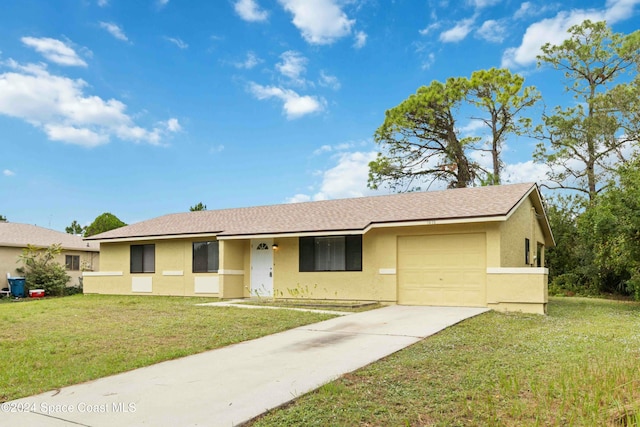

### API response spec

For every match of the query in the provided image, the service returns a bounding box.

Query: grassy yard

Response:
[0,294,335,402]
[251,298,640,427]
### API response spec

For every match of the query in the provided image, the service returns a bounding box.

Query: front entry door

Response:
[251,239,273,297]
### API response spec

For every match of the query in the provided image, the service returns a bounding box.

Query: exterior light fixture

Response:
[272,244,279,250]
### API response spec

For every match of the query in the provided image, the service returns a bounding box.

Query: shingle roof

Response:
[87,183,541,241]
[0,222,99,251]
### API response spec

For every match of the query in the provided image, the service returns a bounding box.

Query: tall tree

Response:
[368,79,477,191]
[84,213,127,237]
[465,68,540,185]
[190,202,207,211]
[580,158,640,298]
[65,220,86,236]
[534,20,640,201]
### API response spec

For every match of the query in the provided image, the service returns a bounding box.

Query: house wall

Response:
[500,196,547,267]
[83,238,229,297]
[1,246,98,288]
[84,193,550,314]
[270,222,502,303]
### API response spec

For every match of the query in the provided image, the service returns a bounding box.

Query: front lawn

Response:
[251,298,640,426]
[0,294,335,402]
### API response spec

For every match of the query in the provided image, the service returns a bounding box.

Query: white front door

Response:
[251,239,273,297]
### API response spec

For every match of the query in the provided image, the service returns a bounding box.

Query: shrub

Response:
[17,244,70,296]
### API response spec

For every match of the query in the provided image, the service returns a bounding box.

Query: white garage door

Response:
[397,233,486,306]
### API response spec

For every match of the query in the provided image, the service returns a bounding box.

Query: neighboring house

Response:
[83,183,554,314]
[0,222,100,287]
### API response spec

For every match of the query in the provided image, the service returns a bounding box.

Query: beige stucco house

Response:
[83,183,553,314]
[0,222,100,288]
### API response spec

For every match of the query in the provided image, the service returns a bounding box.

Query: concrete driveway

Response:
[2,305,487,427]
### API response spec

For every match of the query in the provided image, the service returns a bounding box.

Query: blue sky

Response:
[1,0,638,231]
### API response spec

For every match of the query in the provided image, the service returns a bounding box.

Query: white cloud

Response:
[439,18,475,43]
[419,22,440,36]
[278,0,355,45]
[234,0,269,22]
[287,193,311,203]
[318,70,340,90]
[234,51,261,69]
[459,119,486,135]
[99,22,129,42]
[209,144,225,154]
[248,82,325,119]
[3,169,15,177]
[421,52,436,70]
[468,0,501,8]
[0,60,179,147]
[21,37,87,67]
[476,19,506,43]
[288,150,379,202]
[312,144,333,155]
[97,0,109,6]
[501,0,640,68]
[157,0,169,8]
[503,160,550,185]
[514,1,532,19]
[276,51,307,83]
[353,31,367,48]
[165,37,188,49]
[165,118,182,132]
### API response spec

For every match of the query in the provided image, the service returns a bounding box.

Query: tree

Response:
[369,69,538,191]
[65,220,86,236]
[0,214,6,221]
[17,244,70,296]
[534,20,640,201]
[368,79,477,191]
[190,202,207,211]
[465,68,540,185]
[84,213,127,237]
[580,158,640,298]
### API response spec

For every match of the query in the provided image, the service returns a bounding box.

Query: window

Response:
[193,241,219,273]
[65,255,80,271]
[299,235,362,272]
[536,243,544,268]
[131,244,155,273]
[525,238,530,265]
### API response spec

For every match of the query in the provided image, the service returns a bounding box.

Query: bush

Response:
[17,244,70,296]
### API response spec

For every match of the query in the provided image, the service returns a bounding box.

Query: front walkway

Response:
[4,305,487,427]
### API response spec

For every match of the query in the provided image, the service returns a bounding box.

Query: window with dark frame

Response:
[193,241,219,273]
[65,255,80,271]
[299,235,362,272]
[525,238,530,265]
[130,244,155,273]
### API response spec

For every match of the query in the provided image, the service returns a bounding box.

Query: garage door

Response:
[397,233,486,306]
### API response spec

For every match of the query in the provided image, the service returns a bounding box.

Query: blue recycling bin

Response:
[8,277,26,298]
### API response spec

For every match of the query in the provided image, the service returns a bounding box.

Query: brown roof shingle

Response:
[0,222,99,251]
[87,183,538,241]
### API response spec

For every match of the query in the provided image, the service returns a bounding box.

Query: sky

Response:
[0,0,639,232]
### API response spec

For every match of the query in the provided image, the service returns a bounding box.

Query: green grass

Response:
[250,298,640,427]
[0,294,335,402]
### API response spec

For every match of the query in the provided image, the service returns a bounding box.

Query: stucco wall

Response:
[1,246,98,288]
[83,197,549,314]
[269,222,501,302]
[500,196,547,268]
[84,238,224,297]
